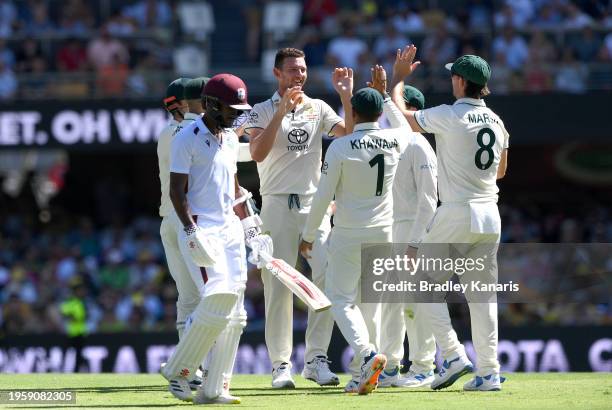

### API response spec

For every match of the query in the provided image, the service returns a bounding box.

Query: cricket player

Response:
[158,77,196,342]
[161,73,273,404]
[300,87,411,395]
[366,67,438,388]
[391,46,509,391]
[244,47,354,388]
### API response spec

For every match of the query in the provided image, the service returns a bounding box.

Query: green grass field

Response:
[0,373,610,409]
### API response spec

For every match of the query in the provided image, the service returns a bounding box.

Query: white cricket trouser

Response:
[260,194,334,368]
[418,203,500,376]
[178,214,247,298]
[327,225,389,379]
[160,212,201,336]
[379,219,436,373]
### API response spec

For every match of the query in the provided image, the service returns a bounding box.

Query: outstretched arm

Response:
[390,45,425,133]
[329,67,354,136]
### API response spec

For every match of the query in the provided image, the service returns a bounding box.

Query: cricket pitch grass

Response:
[0,373,610,409]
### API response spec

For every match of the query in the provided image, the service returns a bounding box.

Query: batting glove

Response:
[184,224,222,267]
[247,234,273,269]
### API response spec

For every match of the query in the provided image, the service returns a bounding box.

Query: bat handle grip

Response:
[258,250,274,264]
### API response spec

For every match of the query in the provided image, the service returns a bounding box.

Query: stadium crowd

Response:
[1,200,610,336]
[0,0,611,98]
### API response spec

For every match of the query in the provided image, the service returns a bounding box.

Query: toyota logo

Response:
[287,128,309,144]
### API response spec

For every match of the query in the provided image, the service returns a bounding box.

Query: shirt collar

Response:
[454,97,486,107]
[353,122,381,132]
[271,91,281,105]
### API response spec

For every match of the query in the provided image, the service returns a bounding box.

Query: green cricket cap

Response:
[165,77,191,100]
[184,76,210,99]
[403,85,425,110]
[351,88,384,117]
[445,55,491,86]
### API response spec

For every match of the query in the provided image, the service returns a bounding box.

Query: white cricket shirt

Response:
[415,98,510,204]
[245,92,343,196]
[157,119,179,217]
[302,122,409,242]
[157,113,201,217]
[382,100,438,243]
[170,116,240,226]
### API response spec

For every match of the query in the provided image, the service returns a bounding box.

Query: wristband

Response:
[184,224,197,235]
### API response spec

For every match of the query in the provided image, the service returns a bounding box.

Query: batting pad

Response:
[201,291,246,398]
[162,293,238,380]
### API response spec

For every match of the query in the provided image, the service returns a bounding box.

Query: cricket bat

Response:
[259,250,332,312]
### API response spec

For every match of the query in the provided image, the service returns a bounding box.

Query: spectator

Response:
[528,30,557,63]
[373,24,408,60]
[22,0,56,36]
[391,4,425,33]
[56,38,88,72]
[555,49,588,93]
[303,0,338,28]
[87,26,129,70]
[106,9,137,37]
[0,38,15,68]
[563,3,594,30]
[524,60,553,93]
[504,0,534,25]
[533,2,564,29]
[494,4,527,29]
[326,22,367,68]
[0,60,16,99]
[0,0,18,37]
[122,0,172,29]
[489,53,511,95]
[58,0,95,36]
[571,25,602,62]
[95,52,129,97]
[467,0,492,30]
[493,25,529,70]
[15,39,46,73]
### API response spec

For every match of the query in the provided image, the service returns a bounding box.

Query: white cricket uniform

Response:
[378,101,439,373]
[170,116,247,298]
[302,122,409,379]
[158,117,200,335]
[414,97,510,376]
[245,92,342,367]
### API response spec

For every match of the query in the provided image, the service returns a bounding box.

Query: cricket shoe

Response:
[272,362,296,389]
[358,352,387,395]
[431,355,474,390]
[463,373,505,391]
[395,370,435,388]
[344,379,359,393]
[302,355,340,386]
[377,366,401,388]
[194,391,241,405]
[167,377,193,402]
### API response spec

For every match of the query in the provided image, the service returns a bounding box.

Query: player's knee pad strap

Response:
[228,314,247,330]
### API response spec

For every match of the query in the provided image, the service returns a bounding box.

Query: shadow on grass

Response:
[0,385,166,394]
[8,406,185,409]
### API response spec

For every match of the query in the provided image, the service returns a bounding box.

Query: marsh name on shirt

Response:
[350,138,399,150]
[467,112,501,126]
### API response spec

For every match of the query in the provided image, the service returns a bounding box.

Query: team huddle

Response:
[156,44,509,403]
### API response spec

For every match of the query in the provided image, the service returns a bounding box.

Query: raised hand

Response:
[332,67,354,99]
[279,86,304,116]
[367,64,387,95]
[393,45,421,79]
